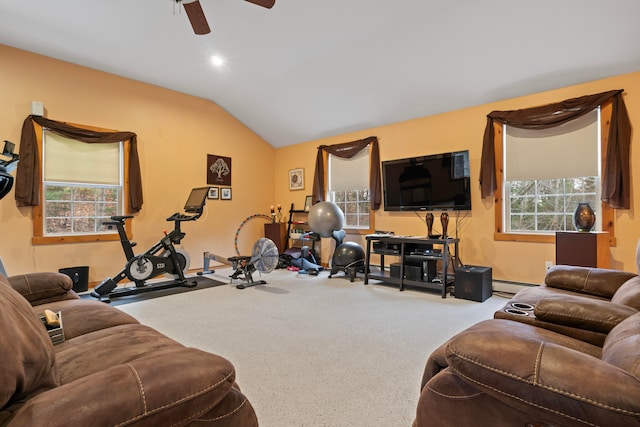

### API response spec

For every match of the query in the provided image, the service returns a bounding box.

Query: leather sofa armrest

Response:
[7,272,78,305]
[9,348,255,427]
[534,294,637,334]
[545,265,636,299]
[420,340,450,390]
[445,319,640,425]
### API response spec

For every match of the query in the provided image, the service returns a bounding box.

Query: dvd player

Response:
[372,241,400,255]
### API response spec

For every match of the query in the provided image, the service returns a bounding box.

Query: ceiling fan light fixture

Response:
[210,55,224,67]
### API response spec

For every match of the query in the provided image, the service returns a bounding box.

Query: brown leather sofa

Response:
[0,272,258,426]
[494,265,640,346]
[413,312,640,426]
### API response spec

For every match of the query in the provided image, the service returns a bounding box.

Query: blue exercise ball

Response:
[308,201,345,238]
[333,242,365,267]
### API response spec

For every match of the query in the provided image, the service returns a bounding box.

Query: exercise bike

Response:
[91,187,210,302]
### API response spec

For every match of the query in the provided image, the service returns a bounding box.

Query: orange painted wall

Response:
[2,43,638,285]
[0,44,276,280]
[276,72,640,284]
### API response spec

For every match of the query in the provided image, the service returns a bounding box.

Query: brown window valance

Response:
[479,89,631,209]
[311,136,382,210]
[15,115,143,213]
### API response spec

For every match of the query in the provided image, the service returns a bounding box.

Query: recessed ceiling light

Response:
[210,55,224,67]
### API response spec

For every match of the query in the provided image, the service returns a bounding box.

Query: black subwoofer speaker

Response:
[404,265,422,281]
[454,265,492,302]
[59,266,89,293]
[390,263,402,278]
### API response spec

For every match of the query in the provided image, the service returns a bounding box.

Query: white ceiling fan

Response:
[176,0,275,35]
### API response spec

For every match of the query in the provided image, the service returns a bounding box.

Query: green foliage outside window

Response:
[331,189,370,229]
[44,185,121,235]
[507,177,597,232]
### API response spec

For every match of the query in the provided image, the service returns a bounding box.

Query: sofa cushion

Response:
[602,312,640,378]
[0,275,59,408]
[34,299,139,340]
[8,272,75,304]
[545,265,636,298]
[533,294,637,334]
[54,323,186,384]
[610,276,640,309]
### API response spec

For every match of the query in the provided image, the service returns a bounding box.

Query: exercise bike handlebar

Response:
[105,210,201,226]
[166,210,202,222]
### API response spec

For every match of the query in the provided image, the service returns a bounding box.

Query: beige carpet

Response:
[117,267,516,427]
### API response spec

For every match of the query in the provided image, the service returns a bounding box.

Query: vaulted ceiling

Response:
[1,0,639,147]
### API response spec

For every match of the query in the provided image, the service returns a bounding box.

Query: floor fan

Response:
[229,238,280,289]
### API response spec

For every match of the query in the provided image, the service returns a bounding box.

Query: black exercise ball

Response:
[333,242,365,267]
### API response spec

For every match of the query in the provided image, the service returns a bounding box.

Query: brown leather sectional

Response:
[413,264,640,426]
[0,272,258,426]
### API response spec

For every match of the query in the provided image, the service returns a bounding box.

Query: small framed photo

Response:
[289,168,304,191]
[304,195,313,212]
[208,187,219,199]
[221,187,232,200]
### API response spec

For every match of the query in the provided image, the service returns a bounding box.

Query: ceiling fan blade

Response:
[245,0,275,9]
[182,0,211,35]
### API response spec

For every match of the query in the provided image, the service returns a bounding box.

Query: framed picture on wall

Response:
[289,168,304,191]
[208,187,219,199]
[221,187,232,200]
[304,195,313,212]
[207,154,232,186]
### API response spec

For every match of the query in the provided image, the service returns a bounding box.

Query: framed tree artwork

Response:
[207,154,231,186]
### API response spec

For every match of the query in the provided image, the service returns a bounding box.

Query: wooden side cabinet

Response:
[555,231,610,269]
[264,222,287,254]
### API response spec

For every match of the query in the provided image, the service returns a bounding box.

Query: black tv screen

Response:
[183,187,209,213]
[382,150,471,211]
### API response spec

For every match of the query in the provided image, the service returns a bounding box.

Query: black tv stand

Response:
[364,235,460,298]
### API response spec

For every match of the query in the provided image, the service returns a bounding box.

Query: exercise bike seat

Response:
[109,215,133,222]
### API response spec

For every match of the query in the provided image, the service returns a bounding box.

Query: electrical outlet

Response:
[545,261,553,271]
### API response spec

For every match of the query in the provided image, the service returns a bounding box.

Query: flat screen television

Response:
[382,150,472,211]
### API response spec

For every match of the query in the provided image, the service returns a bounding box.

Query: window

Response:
[327,149,371,230]
[481,90,628,245]
[503,109,601,234]
[42,131,123,236]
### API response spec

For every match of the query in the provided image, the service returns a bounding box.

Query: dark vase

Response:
[440,212,449,238]
[426,213,434,237]
[573,202,595,232]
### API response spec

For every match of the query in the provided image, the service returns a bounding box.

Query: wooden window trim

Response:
[494,102,616,246]
[31,122,132,245]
